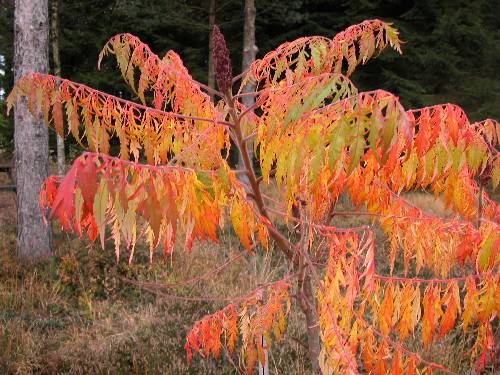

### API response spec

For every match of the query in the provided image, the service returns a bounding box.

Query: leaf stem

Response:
[193,79,224,99]
[232,68,250,84]
[32,73,235,128]
[477,183,484,229]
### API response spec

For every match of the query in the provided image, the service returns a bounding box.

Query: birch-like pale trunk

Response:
[14,0,51,258]
[50,0,65,175]
[238,0,256,186]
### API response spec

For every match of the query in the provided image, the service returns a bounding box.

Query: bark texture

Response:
[50,0,65,175]
[14,0,51,258]
[241,0,256,102]
[238,0,257,184]
[297,202,321,373]
[300,275,321,374]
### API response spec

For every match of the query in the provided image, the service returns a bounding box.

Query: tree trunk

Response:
[50,0,65,175]
[238,0,257,185]
[299,274,321,374]
[297,201,321,373]
[241,0,256,102]
[14,0,51,259]
[207,0,216,100]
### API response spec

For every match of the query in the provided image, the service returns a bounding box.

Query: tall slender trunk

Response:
[297,202,321,373]
[207,0,216,100]
[238,0,257,185]
[299,275,321,374]
[241,0,256,100]
[14,0,51,258]
[50,0,65,175]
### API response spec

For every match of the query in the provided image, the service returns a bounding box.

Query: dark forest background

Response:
[1,0,499,154]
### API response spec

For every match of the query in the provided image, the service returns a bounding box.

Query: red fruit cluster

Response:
[212,25,233,93]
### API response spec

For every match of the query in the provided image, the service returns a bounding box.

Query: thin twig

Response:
[119,252,245,290]
[232,68,250,84]
[374,273,499,284]
[122,273,299,304]
[477,183,484,229]
[81,151,217,174]
[267,206,370,234]
[369,326,458,374]
[193,79,224,99]
[238,100,264,120]
[233,90,262,99]
[34,73,235,128]
[242,132,256,144]
[225,91,296,261]
[222,346,245,375]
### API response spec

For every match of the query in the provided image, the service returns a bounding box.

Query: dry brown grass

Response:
[0,177,496,373]
[0,188,311,373]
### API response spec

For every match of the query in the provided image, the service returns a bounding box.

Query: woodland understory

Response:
[3,15,499,375]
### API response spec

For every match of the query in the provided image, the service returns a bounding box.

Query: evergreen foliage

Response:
[1,0,499,152]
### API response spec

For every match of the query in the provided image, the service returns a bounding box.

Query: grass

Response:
[0,169,496,373]
[0,175,311,373]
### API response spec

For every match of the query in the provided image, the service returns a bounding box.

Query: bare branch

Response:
[225,91,295,261]
[194,79,225,99]
[232,68,250,84]
[242,132,256,145]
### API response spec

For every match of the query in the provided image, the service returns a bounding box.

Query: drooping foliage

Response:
[39,152,265,261]
[185,280,290,371]
[2,0,500,152]
[247,19,401,89]
[8,19,499,374]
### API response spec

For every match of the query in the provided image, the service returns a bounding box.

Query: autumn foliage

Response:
[8,19,499,373]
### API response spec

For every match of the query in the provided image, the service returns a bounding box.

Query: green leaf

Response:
[311,43,321,71]
[217,166,230,190]
[284,77,341,126]
[368,108,382,163]
[402,151,418,188]
[309,147,324,182]
[465,145,483,174]
[451,144,465,172]
[477,233,494,272]
[196,170,215,199]
[347,128,365,175]
[328,125,346,169]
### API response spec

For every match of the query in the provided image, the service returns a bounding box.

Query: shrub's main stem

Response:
[226,90,321,372]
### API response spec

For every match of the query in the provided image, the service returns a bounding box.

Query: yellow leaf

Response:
[93,178,108,248]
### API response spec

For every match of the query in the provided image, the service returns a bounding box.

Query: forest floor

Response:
[0,165,496,374]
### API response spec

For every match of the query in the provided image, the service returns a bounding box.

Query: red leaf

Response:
[50,164,78,231]
[76,156,98,212]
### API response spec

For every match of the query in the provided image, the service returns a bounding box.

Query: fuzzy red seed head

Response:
[212,25,233,93]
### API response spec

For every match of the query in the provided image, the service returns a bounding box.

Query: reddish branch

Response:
[24,73,235,128]
[121,273,298,304]
[225,91,295,261]
[80,151,216,174]
[120,252,245,290]
[374,273,499,284]
[368,325,458,374]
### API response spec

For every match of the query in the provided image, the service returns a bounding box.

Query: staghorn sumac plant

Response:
[8,20,499,374]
